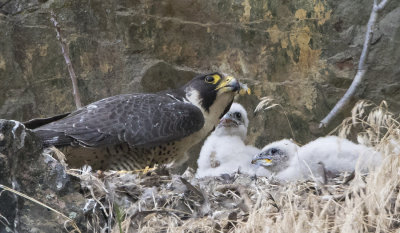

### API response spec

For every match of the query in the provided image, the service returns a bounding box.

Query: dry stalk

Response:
[50,11,82,109]
[255,96,296,141]
[0,184,81,233]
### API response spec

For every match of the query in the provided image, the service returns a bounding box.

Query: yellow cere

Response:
[215,75,232,90]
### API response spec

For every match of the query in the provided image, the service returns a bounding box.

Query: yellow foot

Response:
[136,165,158,174]
[116,165,158,175]
[115,170,133,174]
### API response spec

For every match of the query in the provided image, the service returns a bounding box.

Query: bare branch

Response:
[50,11,82,109]
[319,0,390,128]
[377,0,390,10]
[0,0,12,9]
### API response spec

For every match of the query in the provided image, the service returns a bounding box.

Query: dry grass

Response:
[234,100,400,233]
[39,100,400,233]
[254,96,296,141]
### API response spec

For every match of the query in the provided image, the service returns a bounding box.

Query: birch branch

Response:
[319,0,390,128]
[50,11,82,109]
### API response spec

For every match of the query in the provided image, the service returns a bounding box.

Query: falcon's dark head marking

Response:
[252,139,299,172]
[181,72,240,112]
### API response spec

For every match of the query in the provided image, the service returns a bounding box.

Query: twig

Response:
[179,177,205,202]
[317,161,328,185]
[0,0,12,9]
[343,171,356,185]
[223,212,237,232]
[0,213,11,231]
[215,184,252,212]
[107,199,112,233]
[319,0,390,128]
[131,208,191,220]
[0,184,81,233]
[50,11,82,109]
[254,96,296,140]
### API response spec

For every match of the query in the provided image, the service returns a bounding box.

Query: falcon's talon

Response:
[116,170,132,175]
[113,165,159,175]
[136,165,158,174]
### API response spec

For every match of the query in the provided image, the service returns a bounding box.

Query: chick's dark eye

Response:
[205,76,214,83]
[235,112,242,119]
[271,148,278,154]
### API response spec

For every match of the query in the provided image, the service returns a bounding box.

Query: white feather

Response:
[10,120,26,149]
[259,136,382,181]
[196,103,269,178]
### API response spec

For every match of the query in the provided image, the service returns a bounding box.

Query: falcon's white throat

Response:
[184,88,235,143]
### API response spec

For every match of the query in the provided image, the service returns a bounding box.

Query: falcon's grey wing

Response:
[34,93,204,148]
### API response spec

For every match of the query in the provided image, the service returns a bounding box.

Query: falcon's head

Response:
[214,103,249,140]
[181,72,240,113]
[252,139,299,173]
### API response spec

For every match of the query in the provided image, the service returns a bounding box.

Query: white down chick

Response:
[196,103,268,178]
[252,136,381,181]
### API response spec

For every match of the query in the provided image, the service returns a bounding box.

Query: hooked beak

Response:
[251,153,273,167]
[215,76,240,93]
[218,116,240,128]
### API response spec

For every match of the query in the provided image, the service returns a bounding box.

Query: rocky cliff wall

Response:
[0,0,399,153]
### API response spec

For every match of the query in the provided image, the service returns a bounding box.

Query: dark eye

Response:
[205,76,214,83]
[235,112,242,120]
[271,148,278,154]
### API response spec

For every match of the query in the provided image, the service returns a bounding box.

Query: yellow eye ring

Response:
[204,74,221,84]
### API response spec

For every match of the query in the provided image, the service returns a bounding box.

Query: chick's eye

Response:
[235,112,242,119]
[271,148,278,154]
[204,76,215,83]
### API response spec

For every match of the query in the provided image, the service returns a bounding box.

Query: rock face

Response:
[0,120,87,232]
[0,0,399,168]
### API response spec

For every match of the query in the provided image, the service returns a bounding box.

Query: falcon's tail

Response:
[23,113,70,129]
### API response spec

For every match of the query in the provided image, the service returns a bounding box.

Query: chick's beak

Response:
[218,115,240,128]
[252,153,273,166]
[251,158,273,165]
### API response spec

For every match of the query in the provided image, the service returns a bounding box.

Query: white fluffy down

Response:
[212,103,249,141]
[196,134,266,177]
[196,103,268,178]
[266,136,382,181]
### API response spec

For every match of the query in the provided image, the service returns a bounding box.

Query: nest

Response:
[56,100,400,233]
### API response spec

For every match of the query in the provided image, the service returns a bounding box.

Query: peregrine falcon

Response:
[252,136,381,181]
[196,103,267,178]
[30,72,242,171]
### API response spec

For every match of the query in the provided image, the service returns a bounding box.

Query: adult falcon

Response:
[28,72,243,171]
